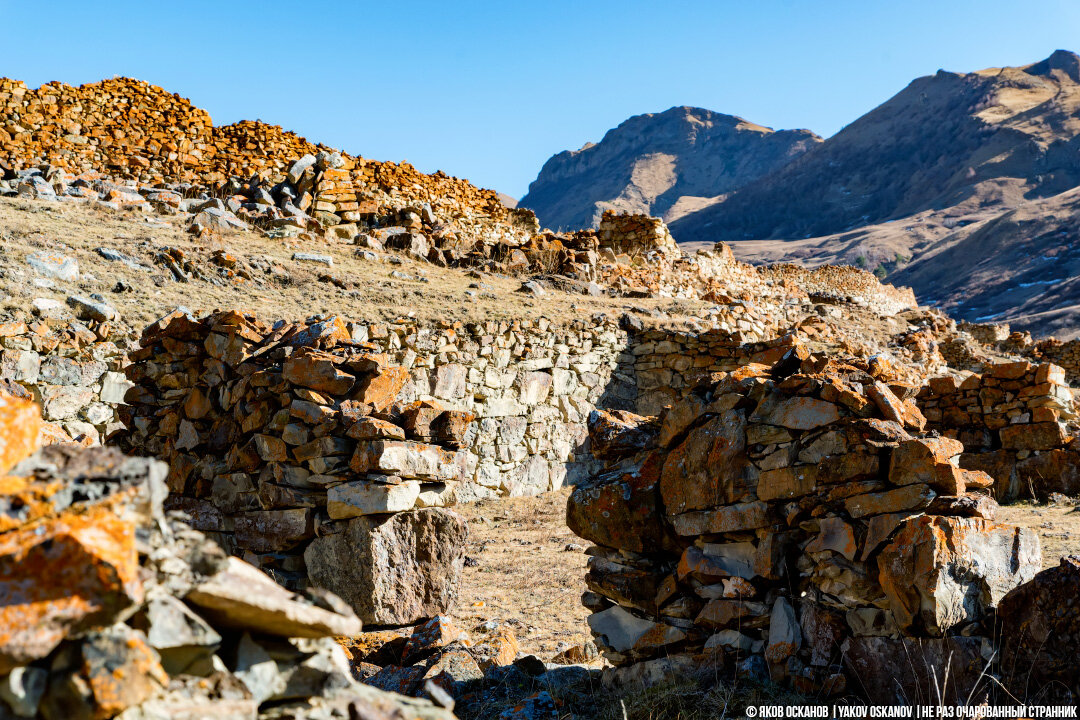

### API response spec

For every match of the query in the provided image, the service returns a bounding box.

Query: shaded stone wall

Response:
[917,360,1080,499]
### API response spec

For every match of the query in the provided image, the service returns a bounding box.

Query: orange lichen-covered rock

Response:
[354,366,410,413]
[0,492,143,673]
[876,515,1040,635]
[567,450,668,553]
[0,389,42,475]
[283,348,357,395]
[80,624,168,717]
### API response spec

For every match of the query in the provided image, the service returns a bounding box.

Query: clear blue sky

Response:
[2,1,1079,198]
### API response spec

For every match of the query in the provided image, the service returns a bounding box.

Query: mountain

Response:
[670,50,1080,244]
[518,106,820,231]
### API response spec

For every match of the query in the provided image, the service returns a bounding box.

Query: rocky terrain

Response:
[0,72,1079,718]
[519,107,820,231]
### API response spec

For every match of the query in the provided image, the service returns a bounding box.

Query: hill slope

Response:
[670,50,1080,244]
[519,106,820,231]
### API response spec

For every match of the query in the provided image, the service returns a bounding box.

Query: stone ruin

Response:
[918,360,1080,499]
[567,348,1077,702]
[0,318,133,445]
[116,309,473,627]
[0,384,459,719]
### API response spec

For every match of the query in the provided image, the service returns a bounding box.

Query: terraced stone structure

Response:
[568,350,1043,702]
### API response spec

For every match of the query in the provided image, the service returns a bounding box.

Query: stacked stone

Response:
[117,309,470,626]
[758,262,917,316]
[918,360,1080,499]
[0,386,459,719]
[0,318,132,444]
[1030,336,1080,385]
[567,351,1041,701]
[632,332,806,415]
[597,211,680,261]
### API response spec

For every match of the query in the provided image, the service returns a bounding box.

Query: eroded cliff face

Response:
[519,106,820,231]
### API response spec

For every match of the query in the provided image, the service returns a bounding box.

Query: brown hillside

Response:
[519,106,820,231]
[670,49,1080,243]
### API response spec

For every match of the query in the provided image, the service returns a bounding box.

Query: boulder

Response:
[997,555,1080,700]
[304,508,467,625]
[877,515,1041,635]
[566,451,668,553]
[185,557,362,638]
[0,497,143,673]
[660,410,749,515]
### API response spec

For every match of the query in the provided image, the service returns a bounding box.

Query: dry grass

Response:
[0,196,716,331]
[997,498,1080,568]
[449,487,593,660]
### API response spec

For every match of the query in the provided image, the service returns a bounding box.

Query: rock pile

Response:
[917,361,1080,499]
[0,386,458,719]
[117,309,469,626]
[568,350,1042,701]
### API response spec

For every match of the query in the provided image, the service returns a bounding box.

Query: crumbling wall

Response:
[117,310,473,625]
[568,351,1041,701]
[917,361,1080,499]
[0,384,458,719]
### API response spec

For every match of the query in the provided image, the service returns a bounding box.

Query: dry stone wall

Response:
[0,318,133,444]
[116,310,476,626]
[567,351,1042,701]
[917,360,1080,499]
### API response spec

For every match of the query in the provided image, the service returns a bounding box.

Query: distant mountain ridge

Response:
[518,106,820,231]
[521,50,1080,338]
[670,49,1080,244]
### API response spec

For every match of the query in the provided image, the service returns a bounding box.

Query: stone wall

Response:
[567,351,1042,702]
[0,318,133,444]
[117,310,475,626]
[917,360,1080,499]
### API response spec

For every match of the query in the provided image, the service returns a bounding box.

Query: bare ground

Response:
[997,498,1080,568]
[0,196,716,331]
[449,487,594,661]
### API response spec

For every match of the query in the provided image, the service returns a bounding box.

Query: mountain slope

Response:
[670,49,1080,244]
[889,186,1080,338]
[519,106,820,231]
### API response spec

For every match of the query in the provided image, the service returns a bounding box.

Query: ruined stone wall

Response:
[117,310,474,626]
[567,353,1042,701]
[0,318,133,444]
[917,361,1080,499]
[631,331,809,415]
[1030,337,1080,385]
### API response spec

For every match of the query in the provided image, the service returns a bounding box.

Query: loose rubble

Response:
[0,385,458,719]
